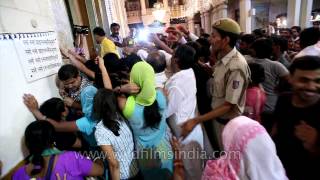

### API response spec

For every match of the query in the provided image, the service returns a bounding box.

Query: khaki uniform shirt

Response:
[210,48,251,119]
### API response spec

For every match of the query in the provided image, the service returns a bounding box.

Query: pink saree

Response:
[202,116,287,180]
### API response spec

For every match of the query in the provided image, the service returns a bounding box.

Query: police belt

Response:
[216,117,230,125]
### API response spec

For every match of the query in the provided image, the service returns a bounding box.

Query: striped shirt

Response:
[95,118,139,179]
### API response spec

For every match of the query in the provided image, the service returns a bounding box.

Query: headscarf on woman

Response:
[76,85,98,148]
[202,116,287,180]
[123,61,156,118]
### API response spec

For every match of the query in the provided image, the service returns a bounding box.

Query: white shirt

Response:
[158,50,173,77]
[188,32,199,42]
[165,68,204,148]
[179,36,188,44]
[295,41,320,59]
[155,71,168,88]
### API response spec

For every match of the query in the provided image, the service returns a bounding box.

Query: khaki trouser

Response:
[212,120,225,151]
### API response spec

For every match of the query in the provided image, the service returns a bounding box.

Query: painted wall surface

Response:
[267,0,287,22]
[0,0,72,176]
[227,0,287,30]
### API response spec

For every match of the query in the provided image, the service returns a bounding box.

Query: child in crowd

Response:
[244,63,266,122]
[39,98,83,150]
[23,85,99,150]
[94,89,140,180]
[13,121,104,179]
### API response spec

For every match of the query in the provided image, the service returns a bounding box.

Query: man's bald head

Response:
[146,51,166,73]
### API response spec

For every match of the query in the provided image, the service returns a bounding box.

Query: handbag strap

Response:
[44,155,55,180]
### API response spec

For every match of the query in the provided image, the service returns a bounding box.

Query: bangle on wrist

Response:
[42,115,47,121]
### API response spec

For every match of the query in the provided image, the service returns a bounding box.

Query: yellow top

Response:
[100,37,119,58]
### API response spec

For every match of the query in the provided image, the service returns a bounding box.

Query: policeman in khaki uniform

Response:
[181,18,251,150]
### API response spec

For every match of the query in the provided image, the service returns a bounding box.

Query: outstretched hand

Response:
[59,47,69,58]
[23,94,39,112]
[180,118,198,139]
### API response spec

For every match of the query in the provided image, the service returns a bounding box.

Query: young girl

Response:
[93,89,140,179]
[13,121,103,179]
[39,98,82,150]
[244,63,266,122]
[96,56,173,179]
[23,85,99,150]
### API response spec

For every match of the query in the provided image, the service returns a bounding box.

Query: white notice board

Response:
[0,31,63,82]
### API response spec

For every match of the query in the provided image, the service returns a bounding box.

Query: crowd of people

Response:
[10,19,320,180]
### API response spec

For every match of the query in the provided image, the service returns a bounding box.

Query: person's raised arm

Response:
[149,33,174,55]
[60,48,95,79]
[176,25,199,42]
[96,56,112,89]
[69,55,95,79]
[68,48,87,63]
[68,49,87,63]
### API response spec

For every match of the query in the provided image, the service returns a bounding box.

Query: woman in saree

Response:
[202,116,287,180]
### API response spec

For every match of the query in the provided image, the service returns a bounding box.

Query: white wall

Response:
[268,0,287,22]
[227,0,287,30]
[0,0,72,176]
